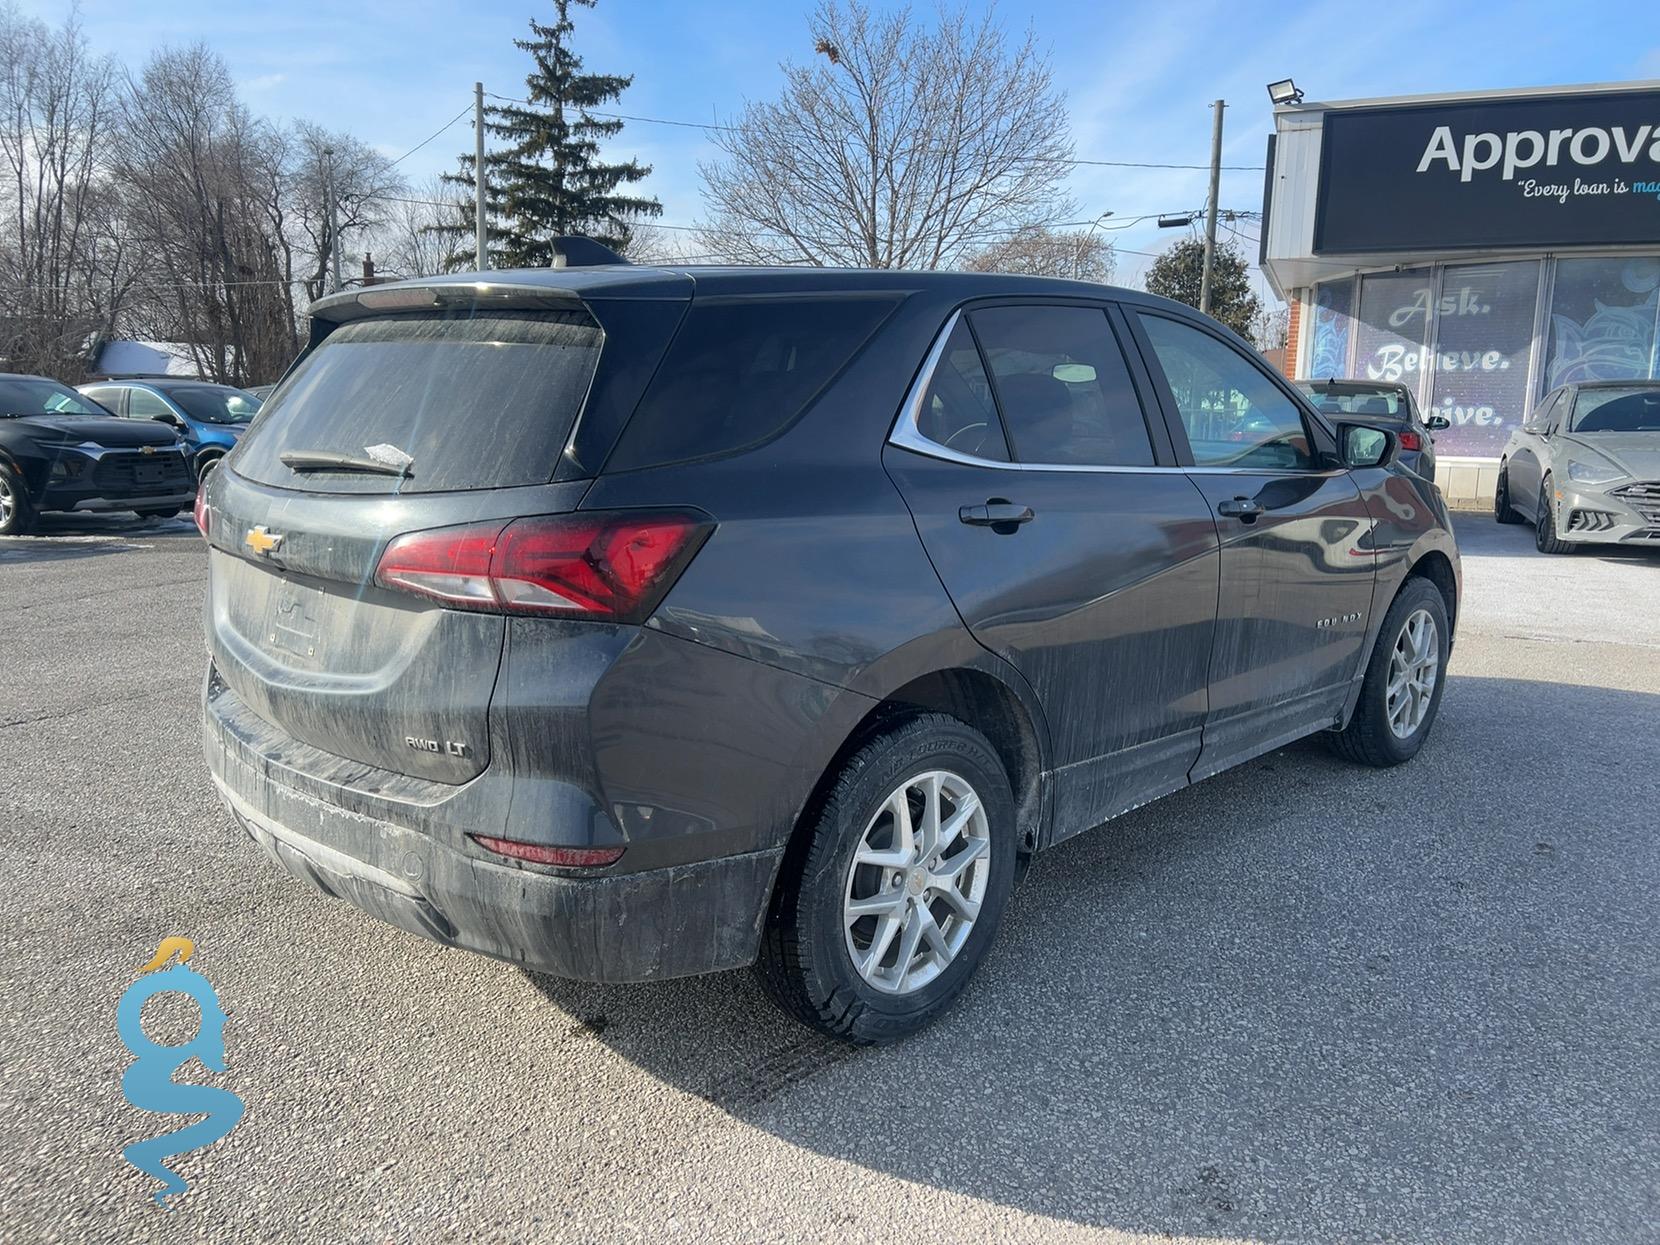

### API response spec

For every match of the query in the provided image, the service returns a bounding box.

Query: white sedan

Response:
[1494,381,1660,553]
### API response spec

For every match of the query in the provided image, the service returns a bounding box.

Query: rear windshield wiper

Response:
[279,449,412,477]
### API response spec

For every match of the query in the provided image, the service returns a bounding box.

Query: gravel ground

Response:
[1,511,1656,1244]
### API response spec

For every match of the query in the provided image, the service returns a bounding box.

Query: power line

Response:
[387,103,474,169]
[479,91,1263,171]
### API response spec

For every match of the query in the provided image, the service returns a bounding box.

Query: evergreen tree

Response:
[1143,237,1263,343]
[444,0,660,267]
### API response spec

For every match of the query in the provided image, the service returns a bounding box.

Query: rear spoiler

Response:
[307,281,583,334]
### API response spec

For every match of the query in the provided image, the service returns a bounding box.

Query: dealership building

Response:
[1261,80,1660,505]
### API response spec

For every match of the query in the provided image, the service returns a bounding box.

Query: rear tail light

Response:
[1397,431,1423,452]
[193,479,210,537]
[470,834,624,868]
[374,510,712,623]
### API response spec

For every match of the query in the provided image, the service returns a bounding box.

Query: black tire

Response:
[756,713,1018,1045]
[1327,577,1450,768]
[195,453,222,482]
[0,463,36,536]
[134,508,180,519]
[1534,476,1574,554]
[1493,461,1522,524]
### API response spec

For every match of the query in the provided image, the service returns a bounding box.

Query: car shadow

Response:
[1452,512,1660,566]
[524,673,1660,1241]
[0,513,198,562]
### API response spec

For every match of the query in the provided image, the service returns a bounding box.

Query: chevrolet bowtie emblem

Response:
[140,445,156,455]
[244,526,284,557]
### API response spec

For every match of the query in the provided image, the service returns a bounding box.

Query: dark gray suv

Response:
[199,257,1461,1043]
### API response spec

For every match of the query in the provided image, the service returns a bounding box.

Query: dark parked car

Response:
[79,379,262,481]
[0,374,195,535]
[199,256,1461,1043]
[1295,378,1448,480]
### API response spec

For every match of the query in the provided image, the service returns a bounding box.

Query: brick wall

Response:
[1281,294,1302,378]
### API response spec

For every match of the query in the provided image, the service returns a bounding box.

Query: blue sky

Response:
[20,0,1660,291]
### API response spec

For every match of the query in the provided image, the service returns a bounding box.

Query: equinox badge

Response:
[244,526,284,557]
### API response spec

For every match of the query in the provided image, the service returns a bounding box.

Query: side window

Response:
[80,386,122,415]
[1545,392,1569,436]
[1137,313,1316,470]
[913,318,1009,462]
[607,295,899,471]
[127,388,175,421]
[968,305,1154,467]
[1524,391,1557,433]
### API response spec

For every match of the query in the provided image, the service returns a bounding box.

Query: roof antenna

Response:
[548,236,630,268]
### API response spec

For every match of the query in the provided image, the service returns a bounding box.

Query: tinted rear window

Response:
[1298,385,1408,422]
[233,311,601,493]
[605,295,898,471]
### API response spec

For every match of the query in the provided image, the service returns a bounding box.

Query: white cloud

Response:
[242,72,286,92]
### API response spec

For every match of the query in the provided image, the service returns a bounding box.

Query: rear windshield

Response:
[168,385,262,425]
[233,311,602,493]
[1297,384,1408,421]
[604,295,898,471]
[1571,386,1660,433]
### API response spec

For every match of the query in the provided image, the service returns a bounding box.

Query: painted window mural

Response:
[1543,258,1660,389]
[1306,256,1660,458]
[1309,278,1354,379]
[1427,261,1541,459]
[1353,269,1435,396]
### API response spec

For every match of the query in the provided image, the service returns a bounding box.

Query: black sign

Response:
[1314,89,1660,253]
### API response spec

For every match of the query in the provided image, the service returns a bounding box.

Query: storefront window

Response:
[1308,279,1355,378]
[1353,270,1435,402]
[1542,257,1660,389]
[1427,261,1541,458]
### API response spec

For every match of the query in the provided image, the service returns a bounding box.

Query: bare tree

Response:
[287,122,404,303]
[617,219,706,264]
[0,8,128,378]
[964,225,1115,283]
[698,0,1074,269]
[1251,304,1289,352]
[115,44,303,384]
[379,176,468,279]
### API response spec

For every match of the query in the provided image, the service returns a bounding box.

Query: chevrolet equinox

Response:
[199,251,1460,1044]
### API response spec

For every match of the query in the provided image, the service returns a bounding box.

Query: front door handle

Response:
[1216,496,1264,522]
[959,501,1035,528]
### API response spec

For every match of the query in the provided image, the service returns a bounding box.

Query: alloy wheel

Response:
[1386,608,1439,739]
[842,769,991,996]
[0,474,12,527]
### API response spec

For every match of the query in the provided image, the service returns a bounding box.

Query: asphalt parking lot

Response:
[1,511,1657,1244]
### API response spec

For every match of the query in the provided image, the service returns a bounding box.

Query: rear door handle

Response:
[959,501,1035,527]
[1216,497,1264,522]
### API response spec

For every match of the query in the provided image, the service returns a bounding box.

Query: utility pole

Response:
[474,81,488,271]
[1198,99,1225,317]
[323,147,343,293]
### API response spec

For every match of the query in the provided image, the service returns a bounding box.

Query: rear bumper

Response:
[211,769,781,981]
[200,616,873,981]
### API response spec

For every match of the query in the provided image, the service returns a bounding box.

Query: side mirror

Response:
[152,412,184,427]
[1423,414,1451,431]
[1341,424,1393,468]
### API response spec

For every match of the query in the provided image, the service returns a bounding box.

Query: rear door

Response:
[205,301,640,784]
[884,301,1220,841]
[80,385,127,416]
[1129,309,1377,778]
